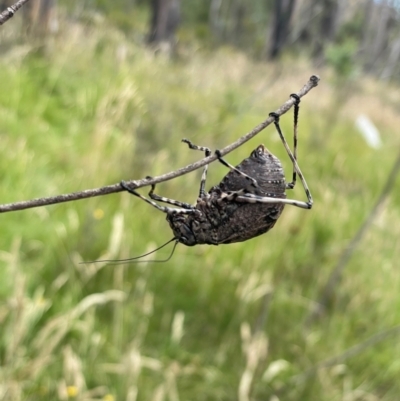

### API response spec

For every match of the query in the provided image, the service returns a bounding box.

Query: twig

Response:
[0,0,30,25]
[0,75,320,214]
[304,147,400,326]
[274,324,400,397]
[289,324,400,385]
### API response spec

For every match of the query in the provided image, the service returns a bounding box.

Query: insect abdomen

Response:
[198,145,287,244]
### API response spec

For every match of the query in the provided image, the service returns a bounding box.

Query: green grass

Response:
[1,16,400,401]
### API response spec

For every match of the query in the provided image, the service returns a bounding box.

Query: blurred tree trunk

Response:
[360,0,374,53]
[380,35,400,80]
[268,0,295,59]
[363,0,391,73]
[232,0,246,45]
[290,0,314,45]
[291,0,339,62]
[40,0,57,33]
[209,0,223,41]
[148,0,180,49]
[312,0,338,61]
[22,0,58,36]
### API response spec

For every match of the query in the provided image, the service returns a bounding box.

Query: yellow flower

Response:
[66,386,78,398]
[93,208,104,220]
[103,394,115,401]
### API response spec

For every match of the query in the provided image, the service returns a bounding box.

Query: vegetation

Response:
[1,9,400,401]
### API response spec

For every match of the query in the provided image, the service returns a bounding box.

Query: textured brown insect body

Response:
[167,145,286,245]
[121,94,313,249]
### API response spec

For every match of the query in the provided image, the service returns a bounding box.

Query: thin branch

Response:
[289,324,400,385]
[304,147,400,326]
[0,75,320,214]
[0,0,30,25]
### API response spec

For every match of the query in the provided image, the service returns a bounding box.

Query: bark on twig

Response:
[0,75,320,214]
[0,0,30,25]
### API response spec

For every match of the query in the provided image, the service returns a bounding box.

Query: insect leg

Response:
[236,193,312,210]
[145,176,193,209]
[286,93,299,189]
[182,138,211,198]
[216,187,311,209]
[216,189,296,205]
[269,104,313,208]
[120,181,198,215]
[216,188,247,203]
[215,150,259,188]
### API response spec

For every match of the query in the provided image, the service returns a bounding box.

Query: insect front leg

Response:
[120,181,198,215]
[182,138,211,199]
[145,176,193,209]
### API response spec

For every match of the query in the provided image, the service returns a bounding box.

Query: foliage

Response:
[75,0,400,81]
[1,15,400,401]
[325,39,358,79]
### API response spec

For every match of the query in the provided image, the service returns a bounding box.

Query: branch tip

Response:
[310,75,320,86]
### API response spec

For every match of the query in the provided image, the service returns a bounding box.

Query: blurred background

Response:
[0,1,400,400]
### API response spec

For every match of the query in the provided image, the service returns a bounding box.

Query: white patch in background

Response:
[262,359,290,382]
[171,311,185,344]
[355,114,382,149]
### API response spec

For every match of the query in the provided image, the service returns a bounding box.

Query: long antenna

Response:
[80,238,178,265]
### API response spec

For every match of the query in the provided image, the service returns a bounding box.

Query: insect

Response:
[120,94,312,249]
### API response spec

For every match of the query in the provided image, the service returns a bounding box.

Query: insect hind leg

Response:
[269,96,313,208]
[182,138,211,198]
[236,193,312,210]
[215,188,311,209]
[288,93,299,189]
[270,94,299,190]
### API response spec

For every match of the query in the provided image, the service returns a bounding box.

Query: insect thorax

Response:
[167,145,287,246]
